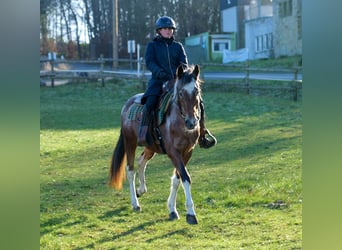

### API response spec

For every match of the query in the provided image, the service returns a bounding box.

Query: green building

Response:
[184,32,236,64]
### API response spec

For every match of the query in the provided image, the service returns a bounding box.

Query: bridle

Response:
[172,74,201,125]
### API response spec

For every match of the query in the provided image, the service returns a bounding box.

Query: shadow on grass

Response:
[98,206,129,220]
[40,214,88,237]
[145,228,189,243]
[97,218,167,244]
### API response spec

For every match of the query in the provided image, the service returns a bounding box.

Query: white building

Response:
[221,0,302,60]
[272,0,302,57]
[244,0,273,59]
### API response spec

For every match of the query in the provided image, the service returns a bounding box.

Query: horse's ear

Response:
[176,65,184,79]
[193,64,200,79]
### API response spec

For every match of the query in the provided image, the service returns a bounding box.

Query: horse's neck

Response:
[162,79,176,93]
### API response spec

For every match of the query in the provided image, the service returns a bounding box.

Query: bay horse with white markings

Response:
[109,64,203,224]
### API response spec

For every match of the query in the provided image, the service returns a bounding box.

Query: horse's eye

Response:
[179,91,183,98]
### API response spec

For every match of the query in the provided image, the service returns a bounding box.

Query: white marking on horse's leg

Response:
[126,166,140,210]
[136,153,147,196]
[182,180,196,216]
[167,174,180,215]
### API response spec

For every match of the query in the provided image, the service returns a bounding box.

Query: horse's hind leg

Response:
[125,142,141,211]
[136,148,155,197]
[167,170,180,220]
[126,167,141,211]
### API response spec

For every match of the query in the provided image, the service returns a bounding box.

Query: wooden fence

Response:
[40,58,302,101]
[40,56,146,87]
[200,62,302,101]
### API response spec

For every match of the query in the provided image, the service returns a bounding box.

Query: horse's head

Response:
[173,64,202,130]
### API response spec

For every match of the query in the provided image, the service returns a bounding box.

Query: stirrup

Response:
[199,130,217,149]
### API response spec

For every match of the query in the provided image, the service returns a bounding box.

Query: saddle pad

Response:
[128,103,144,121]
[127,91,173,125]
[157,91,173,126]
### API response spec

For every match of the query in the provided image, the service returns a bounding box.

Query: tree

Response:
[40,0,221,59]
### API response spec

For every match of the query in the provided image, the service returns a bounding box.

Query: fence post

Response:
[292,68,299,101]
[50,59,55,87]
[137,44,141,77]
[245,61,250,95]
[100,54,105,87]
[140,59,147,90]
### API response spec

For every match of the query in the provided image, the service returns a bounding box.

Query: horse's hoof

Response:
[136,190,146,198]
[186,214,198,225]
[133,206,141,212]
[169,212,180,221]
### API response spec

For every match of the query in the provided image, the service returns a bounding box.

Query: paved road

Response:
[103,70,302,82]
[41,62,302,82]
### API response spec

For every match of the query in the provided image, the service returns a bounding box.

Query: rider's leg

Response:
[137,95,158,146]
[198,100,217,149]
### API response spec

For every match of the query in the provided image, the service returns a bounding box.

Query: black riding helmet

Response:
[155,16,176,31]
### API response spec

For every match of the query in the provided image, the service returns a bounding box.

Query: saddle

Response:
[128,80,175,148]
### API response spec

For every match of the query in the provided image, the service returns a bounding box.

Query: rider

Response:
[138,16,217,149]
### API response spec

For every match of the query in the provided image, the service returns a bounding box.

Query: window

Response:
[297,15,302,39]
[212,40,230,52]
[255,36,261,52]
[297,0,302,39]
[267,33,273,49]
[279,0,292,17]
[255,33,273,52]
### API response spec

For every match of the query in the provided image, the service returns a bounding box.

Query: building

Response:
[221,0,302,61]
[220,0,251,49]
[244,0,273,60]
[184,32,236,64]
[272,0,302,57]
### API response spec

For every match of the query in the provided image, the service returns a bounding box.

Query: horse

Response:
[109,64,203,224]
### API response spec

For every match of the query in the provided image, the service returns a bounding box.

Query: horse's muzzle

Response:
[185,118,198,130]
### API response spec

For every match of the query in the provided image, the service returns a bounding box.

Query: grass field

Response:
[40,80,302,249]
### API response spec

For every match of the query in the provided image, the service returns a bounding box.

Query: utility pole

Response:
[112,0,118,69]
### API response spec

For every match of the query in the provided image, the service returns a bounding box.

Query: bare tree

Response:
[40,0,221,59]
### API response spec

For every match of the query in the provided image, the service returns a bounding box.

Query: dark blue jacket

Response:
[142,35,188,104]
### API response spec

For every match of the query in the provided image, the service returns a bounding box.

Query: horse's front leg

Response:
[167,170,180,220]
[181,176,198,224]
[170,155,198,224]
[126,166,140,211]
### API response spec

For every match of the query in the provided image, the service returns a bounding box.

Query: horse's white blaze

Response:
[183,79,196,95]
[126,167,140,209]
[167,174,180,214]
[182,180,196,216]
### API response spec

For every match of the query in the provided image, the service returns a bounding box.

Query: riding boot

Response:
[137,107,149,146]
[198,101,217,149]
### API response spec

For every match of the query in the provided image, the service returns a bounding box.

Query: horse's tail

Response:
[109,130,127,190]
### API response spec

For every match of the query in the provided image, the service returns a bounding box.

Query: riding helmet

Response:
[155,16,176,31]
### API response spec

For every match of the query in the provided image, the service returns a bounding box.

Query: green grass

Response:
[40,81,302,249]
